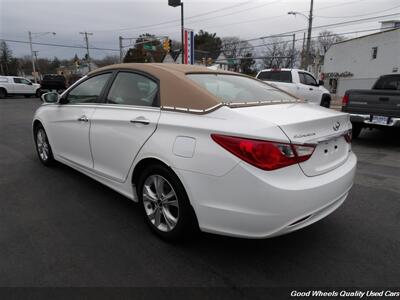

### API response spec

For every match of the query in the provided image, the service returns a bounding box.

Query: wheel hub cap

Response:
[142,175,179,232]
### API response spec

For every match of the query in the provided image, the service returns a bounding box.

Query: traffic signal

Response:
[168,39,172,51]
[163,38,171,52]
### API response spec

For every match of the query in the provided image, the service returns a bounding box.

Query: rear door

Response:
[13,78,28,93]
[90,71,160,182]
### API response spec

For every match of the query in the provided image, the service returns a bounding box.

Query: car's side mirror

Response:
[41,92,59,103]
[318,80,324,86]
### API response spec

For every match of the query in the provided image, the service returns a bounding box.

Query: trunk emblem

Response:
[333,122,340,131]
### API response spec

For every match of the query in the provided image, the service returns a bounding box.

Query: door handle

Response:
[309,87,314,91]
[130,119,150,125]
[77,115,88,122]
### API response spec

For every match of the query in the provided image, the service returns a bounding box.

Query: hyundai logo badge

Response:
[333,122,340,131]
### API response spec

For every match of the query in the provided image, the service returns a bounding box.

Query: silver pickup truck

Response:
[342,74,400,138]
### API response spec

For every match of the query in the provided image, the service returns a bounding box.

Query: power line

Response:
[314,4,400,19]
[221,27,387,54]
[92,0,258,33]
[221,12,400,46]
[0,38,119,52]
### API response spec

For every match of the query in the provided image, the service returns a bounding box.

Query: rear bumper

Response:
[350,113,400,127]
[176,152,357,238]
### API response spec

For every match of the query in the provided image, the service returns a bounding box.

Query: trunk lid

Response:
[233,103,352,176]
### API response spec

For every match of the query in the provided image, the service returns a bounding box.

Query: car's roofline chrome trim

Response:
[52,103,161,111]
[161,99,303,114]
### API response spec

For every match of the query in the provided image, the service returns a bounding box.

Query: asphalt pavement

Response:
[0,98,399,296]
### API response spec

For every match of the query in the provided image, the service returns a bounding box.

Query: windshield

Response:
[187,74,296,103]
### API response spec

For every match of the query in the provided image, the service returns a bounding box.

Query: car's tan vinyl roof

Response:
[89,63,242,112]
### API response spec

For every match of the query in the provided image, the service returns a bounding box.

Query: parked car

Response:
[33,63,356,241]
[39,74,67,95]
[256,68,331,107]
[0,76,41,98]
[342,74,400,138]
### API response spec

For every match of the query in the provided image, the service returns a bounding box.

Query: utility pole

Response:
[28,31,37,83]
[119,36,123,63]
[33,50,39,79]
[168,0,184,63]
[305,0,314,70]
[80,31,93,72]
[181,2,184,64]
[291,34,296,68]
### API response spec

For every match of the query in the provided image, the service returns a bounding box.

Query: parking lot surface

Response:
[0,98,399,288]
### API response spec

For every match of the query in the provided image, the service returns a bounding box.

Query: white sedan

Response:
[33,63,357,240]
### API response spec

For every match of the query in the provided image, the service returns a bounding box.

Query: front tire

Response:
[34,124,55,166]
[0,88,7,99]
[137,163,198,241]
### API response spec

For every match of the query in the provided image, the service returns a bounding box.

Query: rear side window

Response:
[13,78,22,83]
[187,74,295,103]
[257,71,292,83]
[66,73,111,104]
[373,76,400,90]
[107,72,158,107]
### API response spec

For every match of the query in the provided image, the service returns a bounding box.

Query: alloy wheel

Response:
[142,174,179,232]
[36,128,50,161]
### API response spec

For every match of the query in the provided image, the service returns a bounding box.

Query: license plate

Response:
[371,115,388,125]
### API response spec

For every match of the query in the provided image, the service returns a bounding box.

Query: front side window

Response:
[20,78,31,85]
[107,72,158,106]
[13,78,22,84]
[187,74,295,103]
[299,72,317,86]
[66,73,111,104]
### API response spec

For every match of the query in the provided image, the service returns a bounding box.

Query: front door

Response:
[298,72,321,105]
[45,73,112,169]
[90,71,160,182]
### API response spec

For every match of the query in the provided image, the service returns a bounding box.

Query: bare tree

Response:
[262,38,298,69]
[221,37,253,58]
[93,55,120,67]
[221,37,254,71]
[317,30,345,55]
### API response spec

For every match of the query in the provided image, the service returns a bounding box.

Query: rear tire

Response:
[0,88,7,99]
[352,123,362,139]
[137,163,198,241]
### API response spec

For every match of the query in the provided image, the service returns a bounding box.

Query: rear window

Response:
[373,75,400,90]
[43,75,65,81]
[257,71,292,83]
[187,74,295,103]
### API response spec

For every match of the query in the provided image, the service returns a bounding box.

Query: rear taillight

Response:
[344,130,352,143]
[211,134,315,171]
[342,94,349,106]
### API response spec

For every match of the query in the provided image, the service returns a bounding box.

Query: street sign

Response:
[184,28,194,64]
[143,44,156,51]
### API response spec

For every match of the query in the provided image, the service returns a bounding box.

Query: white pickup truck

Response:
[256,68,331,107]
[0,76,41,98]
